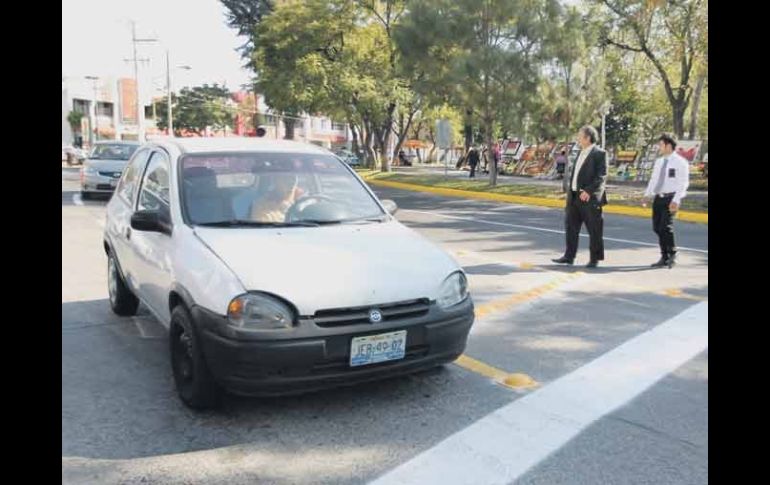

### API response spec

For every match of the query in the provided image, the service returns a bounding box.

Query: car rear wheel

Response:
[107,252,139,316]
[170,305,223,409]
[81,191,92,200]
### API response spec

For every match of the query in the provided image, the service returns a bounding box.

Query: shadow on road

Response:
[62,298,513,461]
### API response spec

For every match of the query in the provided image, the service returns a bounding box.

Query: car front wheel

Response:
[170,305,223,409]
[107,252,139,316]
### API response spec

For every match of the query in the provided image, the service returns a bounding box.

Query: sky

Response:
[62,0,252,92]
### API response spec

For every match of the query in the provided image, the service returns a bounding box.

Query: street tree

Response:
[597,0,708,138]
[155,84,233,136]
[603,53,641,149]
[67,111,84,137]
[397,0,560,185]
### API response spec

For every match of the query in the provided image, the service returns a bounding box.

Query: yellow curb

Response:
[474,272,582,319]
[364,177,708,224]
[454,355,539,390]
[501,373,539,389]
[662,288,707,301]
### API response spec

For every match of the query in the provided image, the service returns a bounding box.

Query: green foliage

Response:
[67,111,84,133]
[156,84,233,135]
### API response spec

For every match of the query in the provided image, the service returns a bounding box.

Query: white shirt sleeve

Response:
[644,158,660,198]
[673,157,689,204]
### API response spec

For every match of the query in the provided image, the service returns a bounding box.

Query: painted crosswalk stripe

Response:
[369,301,708,485]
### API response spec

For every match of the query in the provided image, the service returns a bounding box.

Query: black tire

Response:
[81,191,92,200]
[107,252,139,316]
[169,305,223,409]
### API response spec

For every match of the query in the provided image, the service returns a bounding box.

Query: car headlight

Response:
[438,272,469,309]
[227,293,294,330]
[82,166,98,176]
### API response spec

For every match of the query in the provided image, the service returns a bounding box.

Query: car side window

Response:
[117,148,150,205]
[137,151,171,213]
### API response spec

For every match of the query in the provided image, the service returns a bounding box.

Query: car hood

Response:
[193,220,460,315]
[85,159,129,172]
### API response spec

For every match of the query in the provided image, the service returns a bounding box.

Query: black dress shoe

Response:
[651,257,667,268]
[585,260,599,268]
[552,256,574,265]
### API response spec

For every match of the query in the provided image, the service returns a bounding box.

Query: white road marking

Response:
[369,301,708,485]
[402,209,708,254]
[72,193,83,206]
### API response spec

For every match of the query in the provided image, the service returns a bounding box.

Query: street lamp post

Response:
[600,101,612,149]
[165,49,191,136]
[85,76,99,144]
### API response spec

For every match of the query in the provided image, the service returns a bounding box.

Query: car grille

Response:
[98,171,121,178]
[313,298,431,328]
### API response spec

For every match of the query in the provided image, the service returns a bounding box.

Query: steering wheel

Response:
[285,194,337,222]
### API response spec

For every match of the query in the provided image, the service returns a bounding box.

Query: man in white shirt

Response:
[643,133,689,268]
[553,125,608,268]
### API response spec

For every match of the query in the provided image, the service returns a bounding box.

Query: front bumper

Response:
[191,299,474,396]
[82,173,120,193]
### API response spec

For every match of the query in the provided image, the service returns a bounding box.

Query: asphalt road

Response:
[62,168,707,484]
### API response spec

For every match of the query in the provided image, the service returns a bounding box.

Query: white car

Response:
[103,138,474,408]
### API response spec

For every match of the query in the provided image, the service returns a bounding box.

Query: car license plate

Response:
[350,330,406,367]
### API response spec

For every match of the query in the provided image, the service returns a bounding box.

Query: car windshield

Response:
[180,152,385,226]
[90,144,138,160]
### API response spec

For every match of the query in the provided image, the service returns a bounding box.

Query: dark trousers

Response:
[469,163,477,178]
[652,194,676,257]
[564,192,604,261]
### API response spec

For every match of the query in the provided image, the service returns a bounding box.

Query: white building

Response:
[62,75,157,146]
[254,95,350,150]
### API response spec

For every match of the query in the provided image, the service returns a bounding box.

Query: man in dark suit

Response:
[552,125,608,268]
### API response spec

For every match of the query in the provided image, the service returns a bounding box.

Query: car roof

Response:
[150,137,332,156]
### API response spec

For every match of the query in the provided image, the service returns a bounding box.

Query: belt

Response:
[655,192,675,198]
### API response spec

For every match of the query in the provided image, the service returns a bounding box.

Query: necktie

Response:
[653,157,669,194]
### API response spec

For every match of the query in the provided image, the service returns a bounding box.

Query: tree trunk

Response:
[688,73,706,140]
[464,107,473,154]
[380,102,397,172]
[350,123,360,157]
[283,117,296,140]
[672,103,686,139]
[362,119,377,168]
[392,112,415,163]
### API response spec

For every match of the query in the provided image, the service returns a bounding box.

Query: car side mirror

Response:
[131,210,172,235]
[381,199,398,215]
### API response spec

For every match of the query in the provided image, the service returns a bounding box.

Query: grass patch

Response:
[365,172,708,213]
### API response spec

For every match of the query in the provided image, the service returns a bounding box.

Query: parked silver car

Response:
[81,141,140,199]
[335,149,361,166]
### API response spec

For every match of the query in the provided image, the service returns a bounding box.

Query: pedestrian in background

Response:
[642,133,689,269]
[467,147,480,178]
[555,150,567,179]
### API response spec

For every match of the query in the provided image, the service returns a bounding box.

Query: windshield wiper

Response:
[196,219,319,228]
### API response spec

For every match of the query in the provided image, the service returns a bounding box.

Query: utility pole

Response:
[124,21,157,141]
[85,76,99,144]
[166,50,172,135]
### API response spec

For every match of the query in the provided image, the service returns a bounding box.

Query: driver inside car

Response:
[249,173,304,222]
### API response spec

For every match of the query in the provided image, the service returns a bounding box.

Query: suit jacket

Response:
[563,146,608,206]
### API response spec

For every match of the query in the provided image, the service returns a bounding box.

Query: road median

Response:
[360,172,707,224]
